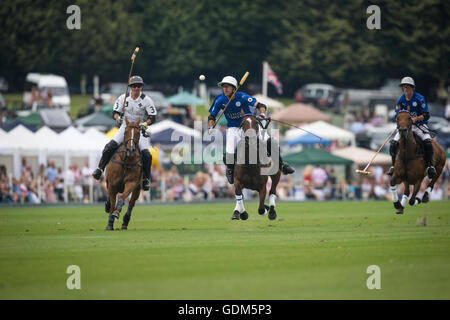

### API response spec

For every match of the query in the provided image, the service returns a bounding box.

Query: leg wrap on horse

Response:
[123,206,132,226]
[99,140,119,170]
[141,149,152,181]
[389,140,398,166]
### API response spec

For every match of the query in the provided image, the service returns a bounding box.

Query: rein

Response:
[112,124,142,169]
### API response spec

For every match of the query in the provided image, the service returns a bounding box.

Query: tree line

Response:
[1,0,448,98]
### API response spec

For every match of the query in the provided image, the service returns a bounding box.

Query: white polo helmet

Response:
[218,76,238,89]
[399,76,415,87]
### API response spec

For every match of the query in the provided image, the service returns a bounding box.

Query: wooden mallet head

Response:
[355,169,370,175]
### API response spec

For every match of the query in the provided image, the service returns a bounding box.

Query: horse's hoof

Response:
[268,206,277,220]
[409,197,421,206]
[240,211,249,220]
[112,211,120,219]
[422,192,429,203]
[121,225,128,230]
[105,226,114,231]
[258,207,267,215]
[231,210,240,220]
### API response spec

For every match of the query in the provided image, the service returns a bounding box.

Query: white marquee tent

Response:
[331,146,391,166]
[0,125,108,178]
[285,120,356,146]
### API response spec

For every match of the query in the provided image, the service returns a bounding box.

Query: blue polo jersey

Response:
[395,92,429,125]
[209,91,257,127]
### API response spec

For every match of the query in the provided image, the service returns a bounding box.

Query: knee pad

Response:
[141,149,151,161]
[106,140,118,150]
[389,140,398,156]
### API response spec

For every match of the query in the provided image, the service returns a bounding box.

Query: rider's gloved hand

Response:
[208,127,214,135]
[257,113,267,120]
[116,116,123,125]
[139,122,148,130]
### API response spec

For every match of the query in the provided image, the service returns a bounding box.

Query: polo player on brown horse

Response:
[390,111,446,213]
[387,77,446,213]
[232,114,282,220]
[104,117,144,230]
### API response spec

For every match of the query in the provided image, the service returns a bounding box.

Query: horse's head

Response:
[240,115,259,142]
[396,110,412,139]
[124,117,141,159]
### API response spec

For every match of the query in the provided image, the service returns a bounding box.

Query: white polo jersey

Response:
[112,93,157,150]
[113,92,157,122]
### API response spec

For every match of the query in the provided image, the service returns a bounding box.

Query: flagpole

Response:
[262,61,268,97]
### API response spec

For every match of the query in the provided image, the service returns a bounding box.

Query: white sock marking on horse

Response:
[401,195,408,208]
[425,186,431,195]
[390,186,398,202]
[270,194,277,207]
[412,198,420,206]
[235,195,244,213]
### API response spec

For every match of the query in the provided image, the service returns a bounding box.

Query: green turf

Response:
[0,201,449,299]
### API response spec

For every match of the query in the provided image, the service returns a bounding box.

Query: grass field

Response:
[0,200,449,300]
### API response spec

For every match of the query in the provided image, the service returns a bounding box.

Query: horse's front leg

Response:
[268,172,281,220]
[409,180,422,206]
[114,181,138,218]
[106,191,117,230]
[122,184,141,230]
[232,183,247,220]
[258,185,268,216]
[390,176,403,214]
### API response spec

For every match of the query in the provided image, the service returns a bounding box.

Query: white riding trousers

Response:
[112,124,150,150]
[393,124,431,142]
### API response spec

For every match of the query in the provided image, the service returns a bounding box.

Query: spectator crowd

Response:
[1,158,448,205]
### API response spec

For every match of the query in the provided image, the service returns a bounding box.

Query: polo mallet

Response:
[212,71,250,128]
[120,47,140,115]
[355,127,397,175]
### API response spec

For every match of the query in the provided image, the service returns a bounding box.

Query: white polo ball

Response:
[199,75,205,81]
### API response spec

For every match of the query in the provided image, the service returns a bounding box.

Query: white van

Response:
[23,73,70,111]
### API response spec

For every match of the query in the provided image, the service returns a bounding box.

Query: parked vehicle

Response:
[23,73,70,111]
[295,83,337,108]
[100,82,127,104]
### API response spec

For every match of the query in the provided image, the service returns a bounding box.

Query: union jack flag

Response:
[267,63,283,95]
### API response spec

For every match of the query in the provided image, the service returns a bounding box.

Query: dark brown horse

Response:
[232,115,281,220]
[390,111,446,214]
[104,117,142,230]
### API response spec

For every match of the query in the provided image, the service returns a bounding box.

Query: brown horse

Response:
[390,111,446,214]
[232,115,281,220]
[104,117,142,230]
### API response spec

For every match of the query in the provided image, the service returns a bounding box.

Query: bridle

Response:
[239,114,271,134]
[111,124,142,169]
